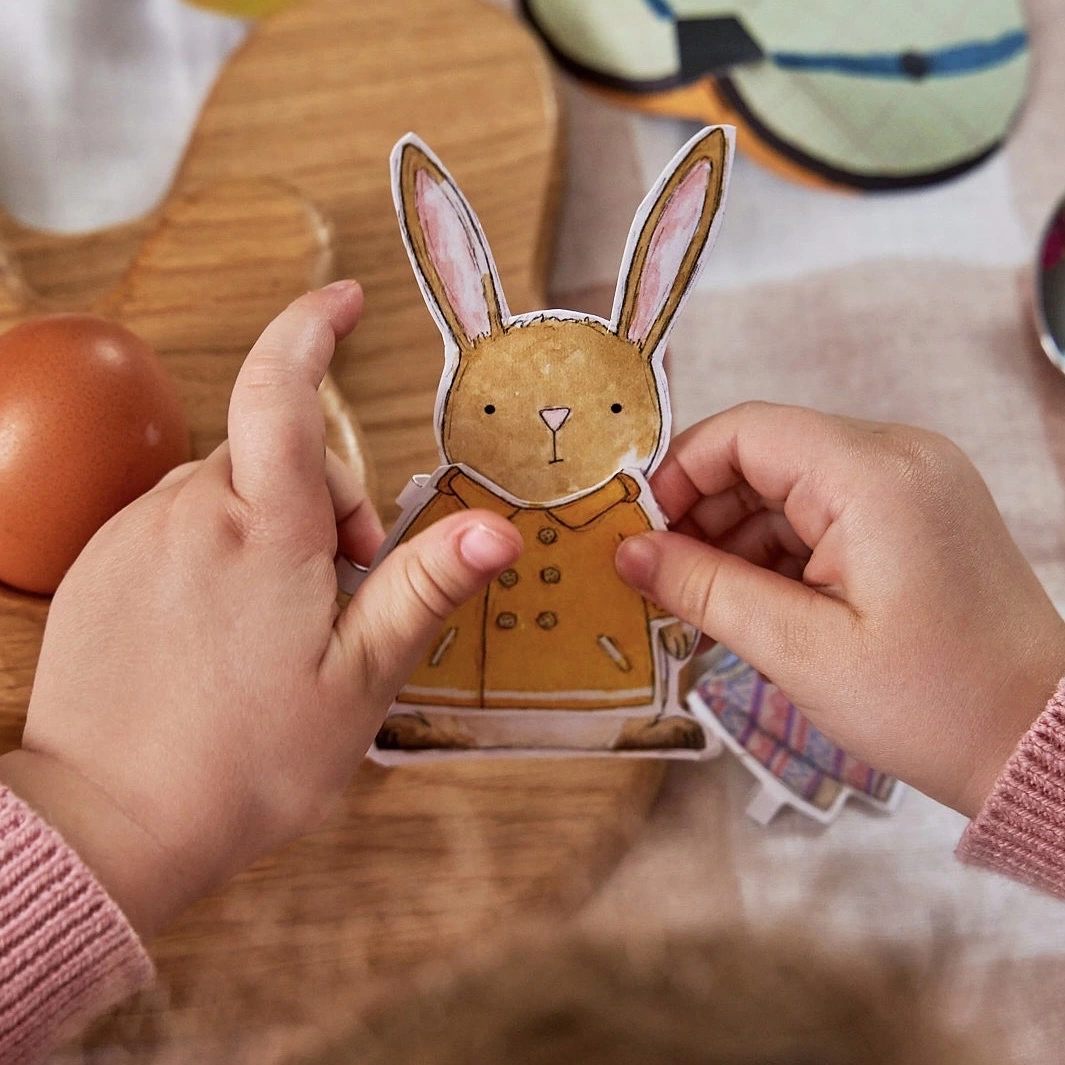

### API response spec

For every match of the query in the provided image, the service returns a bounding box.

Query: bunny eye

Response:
[610,403,623,414]
[484,404,496,414]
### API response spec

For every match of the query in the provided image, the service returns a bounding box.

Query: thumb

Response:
[616,531,851,688]
[332,510,522,706]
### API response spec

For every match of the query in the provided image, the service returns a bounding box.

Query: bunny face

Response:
[442,317,661,503]
[393,126,732,506]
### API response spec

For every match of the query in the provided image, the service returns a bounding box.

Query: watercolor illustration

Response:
[359,126,734,762]
[523,0,1029,191]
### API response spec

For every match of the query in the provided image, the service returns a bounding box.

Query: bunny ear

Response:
[614,126,733,358]
[393,135,508,354]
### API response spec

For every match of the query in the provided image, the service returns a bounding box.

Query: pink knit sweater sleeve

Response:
[958,679,1065,897]
[0,785,153,1064]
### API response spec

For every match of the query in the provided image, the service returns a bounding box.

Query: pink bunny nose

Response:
[539,406,571,432]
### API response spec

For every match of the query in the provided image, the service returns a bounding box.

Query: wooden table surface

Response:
[0,1,666,1057]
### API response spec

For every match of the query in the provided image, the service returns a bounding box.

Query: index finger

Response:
[227,281,363,512]
[652,403,864,549]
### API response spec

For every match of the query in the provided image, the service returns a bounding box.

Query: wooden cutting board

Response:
[0,1,665,1058]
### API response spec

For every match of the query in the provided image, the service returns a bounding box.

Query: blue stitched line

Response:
[637,2,1027,78]
[643,0,674,18]
[772,29,1028,78]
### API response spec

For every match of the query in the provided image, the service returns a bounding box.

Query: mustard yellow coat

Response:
[394,468,672,711]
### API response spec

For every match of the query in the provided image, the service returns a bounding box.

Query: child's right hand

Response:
[616,403,1065,817]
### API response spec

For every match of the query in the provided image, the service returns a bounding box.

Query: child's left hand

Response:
[0,282,522,938]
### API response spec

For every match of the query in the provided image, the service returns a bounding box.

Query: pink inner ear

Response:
[416,168,492,343]
[627,159,711,348]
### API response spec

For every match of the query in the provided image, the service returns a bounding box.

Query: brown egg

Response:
[0,315,190,595]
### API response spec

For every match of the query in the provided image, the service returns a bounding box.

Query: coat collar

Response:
[436,467,641,530]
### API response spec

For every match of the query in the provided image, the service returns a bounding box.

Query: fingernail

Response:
[459,522,520,572]
[616,534,660,593]
[322,278,361,295]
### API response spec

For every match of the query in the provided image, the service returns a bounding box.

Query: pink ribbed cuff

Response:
[958,679,1065,898]
[0,786,154,1064]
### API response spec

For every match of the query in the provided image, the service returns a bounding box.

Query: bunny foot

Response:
[613,715,707,752]
[375,713,475,752]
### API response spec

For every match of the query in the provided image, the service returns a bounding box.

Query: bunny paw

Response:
[659,621,698,660]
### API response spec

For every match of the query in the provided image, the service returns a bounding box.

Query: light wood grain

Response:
[0,1,665,1059]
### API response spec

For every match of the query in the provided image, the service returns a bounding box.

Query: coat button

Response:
[498,568,519,588]
[496,612,517,629]
[537,526,558,545]
[540,566,560,584]
[536,611,557,630]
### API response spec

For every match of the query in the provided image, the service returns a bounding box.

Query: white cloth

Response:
[0,0,244,233]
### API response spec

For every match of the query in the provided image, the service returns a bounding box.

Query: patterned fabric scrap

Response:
[695,652,896,810]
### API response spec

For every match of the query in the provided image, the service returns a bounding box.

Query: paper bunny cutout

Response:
[365,126,734,763]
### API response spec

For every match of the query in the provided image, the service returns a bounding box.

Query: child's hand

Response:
[0,282,521,938]
[616,402,1065,817]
